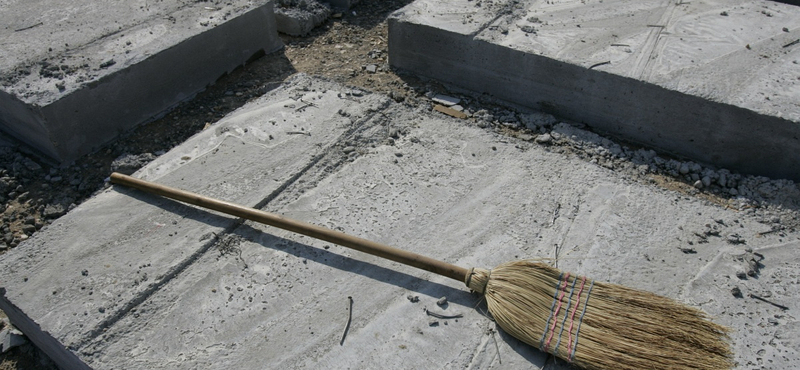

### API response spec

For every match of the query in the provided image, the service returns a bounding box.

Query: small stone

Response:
[342,146,356,154]
[431,94,460,107]
[365,64,378,73]
[407,295,419,303]
[81,269,89,277]
[395,152,403,157]
[428,319,440,327]
[731,286,743,298]
[702,176,712,188]
[693,180,703,189]
[727,233,745,245]
[768,317,779,325]
[436,297,448,306]
[43,204,66,219]
[0,322,28,352]
[98,307,106,313]
[535,133,552,144]
[21,224,36,235]
[679,163,690,175]
[111,153,157,175]
[718,173,728,187]
[23,216,35,225]
[736,271,747,280]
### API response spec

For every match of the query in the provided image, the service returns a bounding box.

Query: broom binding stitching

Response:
[543,272,570,353]
[553,274,580,354]
[568,279,594,362]
[539,272,564,351]
[566,276,587,360]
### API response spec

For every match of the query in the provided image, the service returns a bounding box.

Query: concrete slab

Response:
[0,0,283,164]
[1,75,798,369]
[388,0,800,181]
[0,75,377,368]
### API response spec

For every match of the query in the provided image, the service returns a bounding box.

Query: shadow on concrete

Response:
[116,189,563,368]
[117,185,240,231]
[236,222,477,307]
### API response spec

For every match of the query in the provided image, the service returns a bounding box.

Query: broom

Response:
[110,172,732,370]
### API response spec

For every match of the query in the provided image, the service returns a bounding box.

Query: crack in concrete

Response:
[74,97,389,351]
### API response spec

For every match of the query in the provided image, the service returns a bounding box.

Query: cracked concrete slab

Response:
[1,75,798,369]
[389,0,800,181]
[0,0,283,164]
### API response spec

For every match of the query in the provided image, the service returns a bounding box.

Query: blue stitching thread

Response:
[569,280,595,362]
[553,275,579,354]
[539,272,564,350]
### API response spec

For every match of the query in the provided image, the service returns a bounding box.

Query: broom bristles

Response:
[465,261,732,370]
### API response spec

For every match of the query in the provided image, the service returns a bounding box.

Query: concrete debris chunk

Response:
[431,94,460,106]
[275,0,332,36]
[0,319,27,353]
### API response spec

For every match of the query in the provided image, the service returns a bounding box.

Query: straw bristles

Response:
[466,261,732,370]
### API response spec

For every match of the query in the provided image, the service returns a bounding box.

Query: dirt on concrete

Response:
[1,0,799,368]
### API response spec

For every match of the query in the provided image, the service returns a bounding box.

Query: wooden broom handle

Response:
[110,173,470,283]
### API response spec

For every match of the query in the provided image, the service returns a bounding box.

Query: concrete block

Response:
[275,1,332,36]
[1,75,798,368]
[0,75,376,368]
[0,0,283,164]
[389,0,800,181]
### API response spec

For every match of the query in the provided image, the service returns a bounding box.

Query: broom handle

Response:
[110,173,470,283]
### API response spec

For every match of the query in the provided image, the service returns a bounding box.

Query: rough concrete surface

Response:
[275,0,332,36]
[1,75,798,369]
[0,0,283,164]
[389,0,800,181]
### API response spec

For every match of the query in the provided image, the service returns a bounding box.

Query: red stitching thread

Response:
[566,276,587,360]
[543,272,570,352]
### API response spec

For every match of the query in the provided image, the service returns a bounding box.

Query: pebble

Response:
[768,317,779,325]
[436,297,447,306]
[535,133,553,144]
[43,204,66,219]
[407,295,419,303]
[365,64,378,73]
[731,286,743,298]
[693,180,703,189]
[342,146,356,154]
[21,224,36,235]
[428,319,440,327]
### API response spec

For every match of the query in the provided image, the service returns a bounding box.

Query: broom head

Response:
[465,261,732,370]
